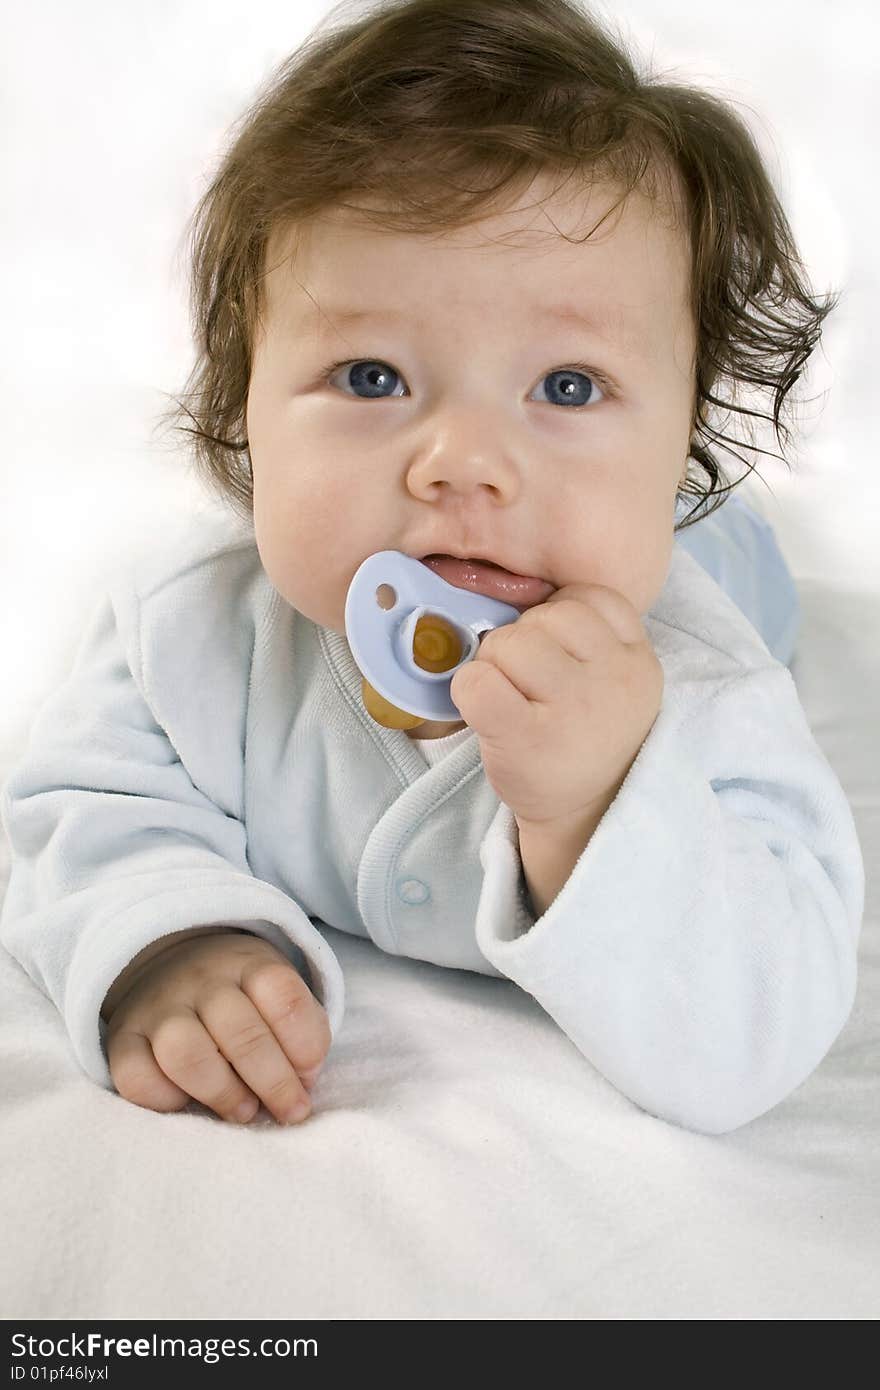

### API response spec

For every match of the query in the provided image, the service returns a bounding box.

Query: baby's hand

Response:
[105,932,331,1126]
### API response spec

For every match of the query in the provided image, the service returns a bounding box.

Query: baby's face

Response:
[247,171,696,634]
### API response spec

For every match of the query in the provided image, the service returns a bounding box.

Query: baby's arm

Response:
[474,661,865,1135]
[0,587,344,1095]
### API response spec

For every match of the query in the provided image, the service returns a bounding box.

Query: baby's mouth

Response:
[419,554,555,609]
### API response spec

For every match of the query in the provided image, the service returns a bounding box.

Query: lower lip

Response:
[420,555,555,608]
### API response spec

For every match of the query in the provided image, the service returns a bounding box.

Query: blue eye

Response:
[534,368,605,408]
[323,358,608,407]
[327,360,407,399]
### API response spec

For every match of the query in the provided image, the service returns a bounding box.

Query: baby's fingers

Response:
[240,960,332,1090]
[108,1029,191,1115]
[149,1009,263,1125]
[198,983,314,1126]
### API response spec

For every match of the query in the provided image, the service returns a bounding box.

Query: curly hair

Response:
[155,0,837,529]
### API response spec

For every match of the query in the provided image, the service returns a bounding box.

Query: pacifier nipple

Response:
[360,677,426,729]
[361,614,464,728]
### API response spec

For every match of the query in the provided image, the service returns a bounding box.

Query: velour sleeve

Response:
[473,662,865,1135]
[0,591,345,1092]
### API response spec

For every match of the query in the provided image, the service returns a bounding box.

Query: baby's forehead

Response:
[265,173,692,351]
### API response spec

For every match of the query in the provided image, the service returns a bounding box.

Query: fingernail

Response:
[300,1065,322,1090]
[284,1098,311,1124]
[235,1100,258,1123]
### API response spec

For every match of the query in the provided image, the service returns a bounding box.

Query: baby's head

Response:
[161,0,835,628]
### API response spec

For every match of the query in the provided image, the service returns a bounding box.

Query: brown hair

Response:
[155,0,837,529]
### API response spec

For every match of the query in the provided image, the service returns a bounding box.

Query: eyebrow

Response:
[298,300,638,354]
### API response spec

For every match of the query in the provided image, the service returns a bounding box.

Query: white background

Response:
[2,0,877,747]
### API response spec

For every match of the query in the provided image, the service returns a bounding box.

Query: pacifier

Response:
[344,551,521,729]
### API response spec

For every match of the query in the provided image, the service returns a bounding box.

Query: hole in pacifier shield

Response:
[375,584,397,611]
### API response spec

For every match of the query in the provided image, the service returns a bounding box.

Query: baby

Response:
[0,0,864,1135]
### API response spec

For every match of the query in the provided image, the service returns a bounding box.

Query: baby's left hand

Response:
[449,583,664,833]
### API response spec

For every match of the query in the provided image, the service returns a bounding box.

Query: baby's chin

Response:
[261,572,346,631]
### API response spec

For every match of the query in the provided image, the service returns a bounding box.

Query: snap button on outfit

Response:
[396,877,431,905]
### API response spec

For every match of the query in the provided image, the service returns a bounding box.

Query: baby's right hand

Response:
[105,932,331,1126]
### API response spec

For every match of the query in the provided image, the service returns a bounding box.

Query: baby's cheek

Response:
[630,532,676,616]
[595,520,673,618]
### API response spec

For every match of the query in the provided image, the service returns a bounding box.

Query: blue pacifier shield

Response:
[344,551,521,721]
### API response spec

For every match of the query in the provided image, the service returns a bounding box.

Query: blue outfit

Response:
[0,495,863,1134]
[674,491,801,667]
